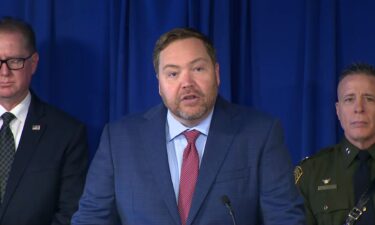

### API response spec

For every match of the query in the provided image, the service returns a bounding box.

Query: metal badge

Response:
[317,177,337,190]
[322,178,331,184]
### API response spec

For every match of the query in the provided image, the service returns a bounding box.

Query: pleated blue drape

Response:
[2,0,375,163]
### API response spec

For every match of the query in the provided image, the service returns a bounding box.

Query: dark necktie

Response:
[178,130,200,225]
[353,151,375,224]
[0,112,16,202]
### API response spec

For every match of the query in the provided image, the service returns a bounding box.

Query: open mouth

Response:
[183,95,197,100]
[181,94,200,104]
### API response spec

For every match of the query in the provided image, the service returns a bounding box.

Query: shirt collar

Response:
[342,137,375,168]
[166,109,214,141]
[0,92,31,123]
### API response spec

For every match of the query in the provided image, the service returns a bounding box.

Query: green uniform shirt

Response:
[295,138,375,225]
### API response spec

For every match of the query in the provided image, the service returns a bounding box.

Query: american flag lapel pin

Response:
[32,125,41,131]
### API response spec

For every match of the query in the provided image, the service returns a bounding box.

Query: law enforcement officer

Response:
[295,62,375,225]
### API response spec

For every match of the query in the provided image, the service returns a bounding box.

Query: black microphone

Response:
[221,195,237,225]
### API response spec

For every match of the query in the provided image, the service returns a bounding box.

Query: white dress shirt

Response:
[0,92,31,150]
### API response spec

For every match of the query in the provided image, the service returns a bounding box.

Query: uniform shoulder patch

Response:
[294,166,303,184]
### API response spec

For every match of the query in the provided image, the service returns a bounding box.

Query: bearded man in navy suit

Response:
[72,28,305,225]
[0,17,88,225]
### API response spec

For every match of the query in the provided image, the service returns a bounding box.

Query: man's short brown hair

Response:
[0,16,36,54]
[152,28,216,75]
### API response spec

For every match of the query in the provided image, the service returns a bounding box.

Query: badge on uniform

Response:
[317,177,337,191]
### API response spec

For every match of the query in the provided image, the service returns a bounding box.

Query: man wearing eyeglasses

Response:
[0,17,88,225]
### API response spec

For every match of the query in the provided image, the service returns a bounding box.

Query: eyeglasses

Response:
[0,53,34,70]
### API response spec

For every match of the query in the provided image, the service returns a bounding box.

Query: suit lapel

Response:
[187,97,241,225]
[140,104,181,225]
[0,95,46,215]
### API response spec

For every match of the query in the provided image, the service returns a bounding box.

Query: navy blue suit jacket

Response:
[72,97,305,225]
[0,93,88,225]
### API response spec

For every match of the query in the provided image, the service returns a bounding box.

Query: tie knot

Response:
[358,151,371,162]
[183,129,200,143]
[1,112,15,125]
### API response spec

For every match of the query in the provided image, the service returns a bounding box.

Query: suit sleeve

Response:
[71,124,118,225]
[52,123,89,225]
[259,120,306,225]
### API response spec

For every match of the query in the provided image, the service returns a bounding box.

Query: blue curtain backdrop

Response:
[1,0,375,164]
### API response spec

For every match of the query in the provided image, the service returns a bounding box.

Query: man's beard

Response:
[175,104,209,121]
